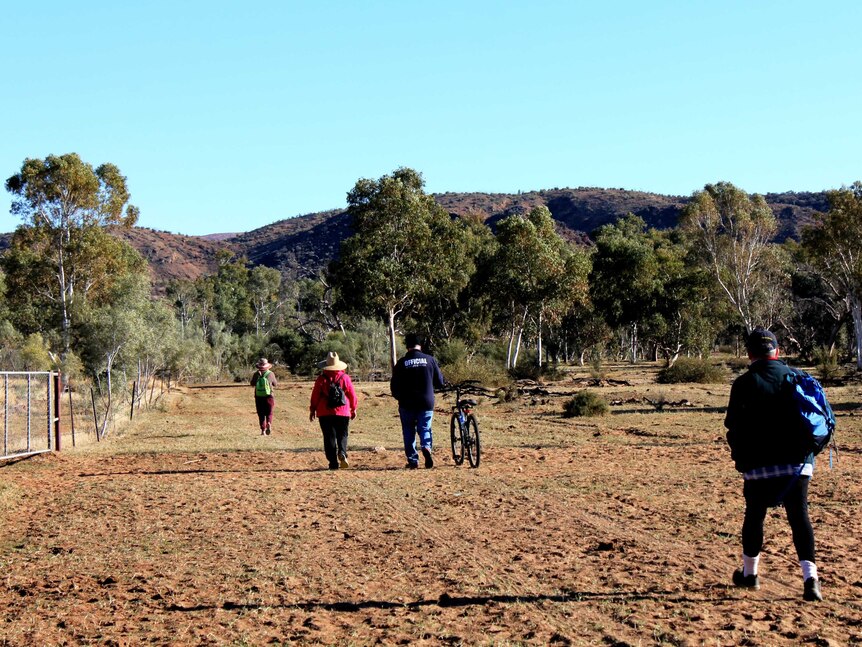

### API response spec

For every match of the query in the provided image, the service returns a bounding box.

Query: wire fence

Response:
[0,371,174,460]
[0,372,55,461]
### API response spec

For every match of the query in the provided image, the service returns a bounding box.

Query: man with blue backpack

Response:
[725,327,835,602]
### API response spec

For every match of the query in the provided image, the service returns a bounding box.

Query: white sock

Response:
[800,560,818,581]
[743,553,760,577]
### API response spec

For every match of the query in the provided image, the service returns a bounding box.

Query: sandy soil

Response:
[1,374,861,646]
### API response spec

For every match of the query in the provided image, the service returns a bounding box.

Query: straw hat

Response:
[255,358,272,370]
[318,351,347,371]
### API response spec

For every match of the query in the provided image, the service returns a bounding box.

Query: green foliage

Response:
[563,390,609,417]
[5,153,140,351]
[289,320,392,380]
[489,205,585,368]
[589,349,607,379]
[813,346,843,384]
[332,167,472,365]
[801,182,862,368]
[435,338,507,385]
[247,266,282,335]
[680,182,780,333]
[723,356,750,372]
[20,333,53,371]
[268,328,311,372]
[56,351,86,383]
[506,361,566,382]
[590,215,660,330]
[657,357,727,384]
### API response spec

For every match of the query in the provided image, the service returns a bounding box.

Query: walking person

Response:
[310,352,358,470]
[251,358,277,435]
[725,327,823,601]
[390,333,445,469]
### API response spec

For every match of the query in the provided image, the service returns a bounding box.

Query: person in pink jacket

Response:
[309,352,358,470]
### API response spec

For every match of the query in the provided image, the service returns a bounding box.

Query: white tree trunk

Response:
[851,295,862,370]
[388,310,398,369]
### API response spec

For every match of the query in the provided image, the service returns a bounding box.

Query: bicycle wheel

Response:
[450,413,465,465]
[465,414,481,468]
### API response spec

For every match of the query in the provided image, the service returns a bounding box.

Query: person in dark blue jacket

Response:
[390,333,446,469]
[724,327,822,602]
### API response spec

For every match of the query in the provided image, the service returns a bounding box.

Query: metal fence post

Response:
[53,373,61,451]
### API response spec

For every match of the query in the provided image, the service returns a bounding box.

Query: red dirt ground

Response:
[1,380,861,646]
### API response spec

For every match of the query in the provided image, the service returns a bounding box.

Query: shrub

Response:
[442,355,507,387]
[657,357,727,384]
[563,390,609,417]
[509,362,542,381]
[813,346,843,384]
[509,362,570,382]
[723,356,750,372]
[588,350,607,380]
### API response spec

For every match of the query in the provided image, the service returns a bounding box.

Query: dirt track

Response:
[1,377,861,646]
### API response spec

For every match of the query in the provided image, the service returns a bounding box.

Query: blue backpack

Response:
[786,369,836,456]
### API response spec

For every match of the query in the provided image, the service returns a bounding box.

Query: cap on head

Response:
[745,327,778,356]
[256,357,272,370]
[404,333,421,349]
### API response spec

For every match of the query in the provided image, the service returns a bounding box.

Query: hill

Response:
[223,187,828,280]
[1,188,830,290]
[109,227,224,292]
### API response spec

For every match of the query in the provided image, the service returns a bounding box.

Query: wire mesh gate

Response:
[0,371,60,461]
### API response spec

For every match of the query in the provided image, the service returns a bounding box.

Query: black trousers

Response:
[319,415,349,469]
[742,475,815,562]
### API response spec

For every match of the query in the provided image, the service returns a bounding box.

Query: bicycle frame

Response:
[446,381,482,468]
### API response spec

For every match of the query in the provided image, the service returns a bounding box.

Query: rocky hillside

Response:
[2,187,828,290]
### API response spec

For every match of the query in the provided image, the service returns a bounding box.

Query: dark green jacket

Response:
[724,359,810,472]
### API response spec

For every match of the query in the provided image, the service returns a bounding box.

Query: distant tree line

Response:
[2,155,861,420]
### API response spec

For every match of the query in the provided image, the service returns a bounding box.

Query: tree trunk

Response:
[506,326,515,370]
[512,305,528,369]
[536,309,543,368]
[57,242,72,353]
[852,295,862,370]
[513,328,523,368]
[387,310,398,369]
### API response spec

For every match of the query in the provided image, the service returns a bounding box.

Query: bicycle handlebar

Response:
[436,381,494,396]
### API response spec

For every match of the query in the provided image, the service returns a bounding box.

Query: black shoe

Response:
[421,447,433,469]
[732,569,760,590]
[329,463,339,470]
[803,577,822,601]
[405,462,418,470]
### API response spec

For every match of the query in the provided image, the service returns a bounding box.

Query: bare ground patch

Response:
[1,366,861,645]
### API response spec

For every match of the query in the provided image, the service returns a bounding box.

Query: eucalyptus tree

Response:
[589,215,661,363]
[802,182,862,368]
[643,229,723,364]
[409,210,497,349]
[490,206,572,368]
[680,182,777,334]
[331,168,471,367]
[247,265,282,336]
[5,153,139,353]
[78,273,160,437]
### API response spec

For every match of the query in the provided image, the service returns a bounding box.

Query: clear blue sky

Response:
[2,1,860,236]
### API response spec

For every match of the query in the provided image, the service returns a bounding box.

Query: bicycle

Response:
[440,380,489,468]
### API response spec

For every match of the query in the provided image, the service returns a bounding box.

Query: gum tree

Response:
[802,182,862,369]
[680,182,777,334]
[5,153,139,353]
[331,168,470,367]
